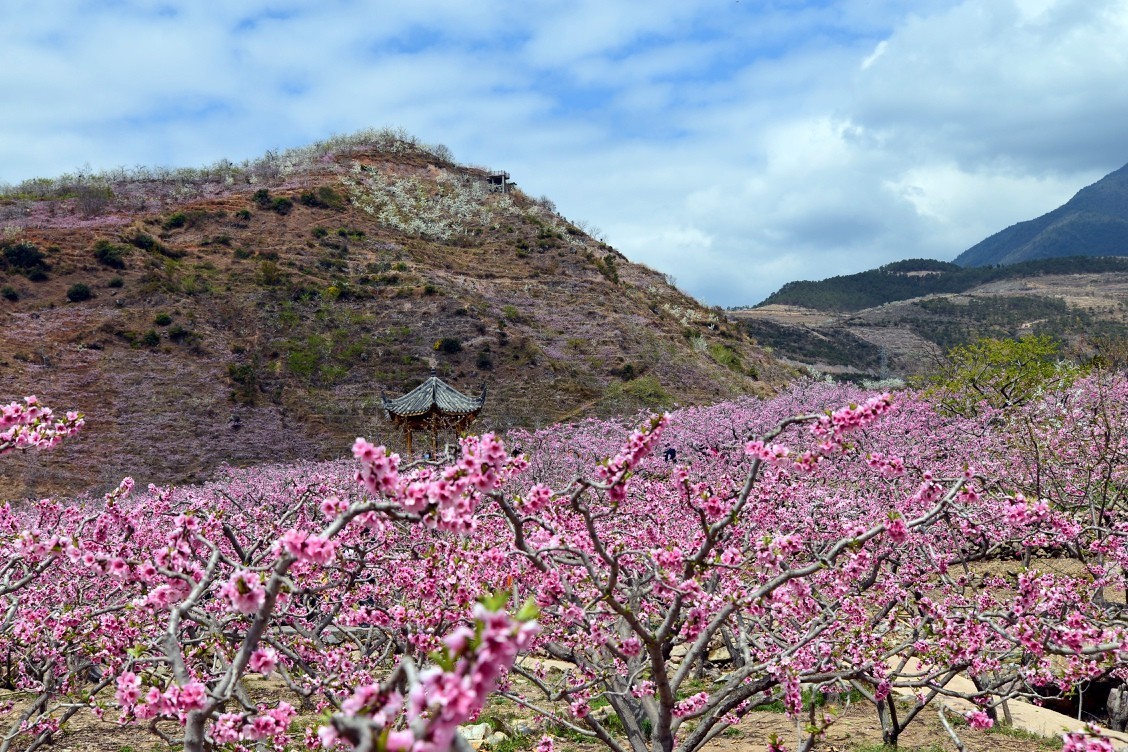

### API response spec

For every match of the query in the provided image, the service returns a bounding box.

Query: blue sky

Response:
[3,0,1128,305]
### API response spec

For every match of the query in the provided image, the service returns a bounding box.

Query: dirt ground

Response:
[1,682,1064,752]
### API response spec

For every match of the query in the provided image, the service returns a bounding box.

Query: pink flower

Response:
[115,671,142,706]
[386,729,415,751]
[631,681,655,698]
[176,681,208,712]
[319,495,348,519]
[885,516,909,544]
[220,570,266,614]
[443,625,475,654]
[673,691,709,718]
[211,713,243,743]
[278,529,337,565]
[965,710,993,730]
[107,557,130,579]
[249,647,279,675]
[1062,729,1116,752]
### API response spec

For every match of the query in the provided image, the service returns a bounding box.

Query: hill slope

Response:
[0,130,785,498]
[954,162,1128,266]
[736,262,1128,379]
[757,256,1128,313]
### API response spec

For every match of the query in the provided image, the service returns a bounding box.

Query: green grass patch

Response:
[986,723,1058,748]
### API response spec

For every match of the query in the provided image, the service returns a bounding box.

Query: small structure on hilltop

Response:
[381,371,487,455]
[486,171,511,194]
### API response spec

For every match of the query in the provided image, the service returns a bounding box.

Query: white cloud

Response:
[2,0,1128,307]
[861,40,887,70]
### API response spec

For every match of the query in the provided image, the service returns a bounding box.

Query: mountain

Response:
[735,257,1128,379]
[735,160,1128,378]
[0,130,785,498]
[954,163,1128,266]
[758,256,1128,313]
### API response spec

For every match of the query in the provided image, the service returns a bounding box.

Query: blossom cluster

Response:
[8,377,1128,752]
[354,432,523,531]
[320,602,539,752]
[0,396,84,455]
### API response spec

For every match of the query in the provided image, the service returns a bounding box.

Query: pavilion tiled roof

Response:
[382,376,486,418]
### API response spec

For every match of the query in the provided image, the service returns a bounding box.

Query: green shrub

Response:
[179,273,208,296]
[254,189,292,215]
[66,283,92,302]
[286,348,319,381]
[227,362,258,404]
[923,335,1072,416]
[1,285,17,301]
[154,312,173,326]
[168,324,192,342]
[1,241,49,278]
[256,261,282,286]
[300,187,346,210]
[475,350,493,369]
[423,283,438,295]
[610,363,637,380]
[599,255,620,284]
[235,209,252,221]
[319,187,346,209]
[140,330,160,347]
[162,212,187,230]
[708,343,743,371]
[228,363,256,385]
[233,248,253,260]
[435,337,463,354]
[107,277,124,288]
[93,239,128,269]
[619,375,673,408]
[127,232,160,252]
[312,227,329,239]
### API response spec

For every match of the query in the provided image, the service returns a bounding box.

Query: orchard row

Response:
[2,374,1128,752]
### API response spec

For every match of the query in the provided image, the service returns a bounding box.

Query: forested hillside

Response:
[755,256,1128,312]
[955,161,1128,266]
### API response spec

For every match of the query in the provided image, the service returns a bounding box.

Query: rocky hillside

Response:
[0,130,784,498]
[955,161,1128,266]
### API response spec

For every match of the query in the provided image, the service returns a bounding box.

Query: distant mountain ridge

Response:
[955,162,1128,266]
[737,161,1128,379]
[736,259,1128,380]
[756,256,1128,313]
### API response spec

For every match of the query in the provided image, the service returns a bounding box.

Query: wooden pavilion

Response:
[381,372,487,455]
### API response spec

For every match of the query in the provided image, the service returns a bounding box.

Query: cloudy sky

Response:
[3,0,1128,306]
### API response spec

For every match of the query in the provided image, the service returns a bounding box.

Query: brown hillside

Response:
[734,271,1128,379]
[0,131,785,498]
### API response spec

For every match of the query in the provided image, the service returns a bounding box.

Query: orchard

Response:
[3,365,1128,752]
